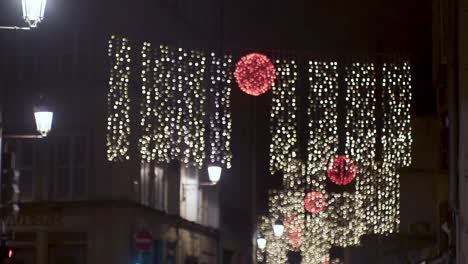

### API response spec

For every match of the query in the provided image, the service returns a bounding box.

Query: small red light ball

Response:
[288,231,302,248]
[284,215,304,248]
[327,155,358,185]
[234,53,276,96]
[304,191,327,214]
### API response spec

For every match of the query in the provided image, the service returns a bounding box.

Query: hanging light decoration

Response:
[284,215,304,248]
[326,155,358,186]
[138,44,207,168]
[269,58,299,175]
[234,53,276,96]
[304,191,326,214]
[106,36,131,162]
[208,53,234,169]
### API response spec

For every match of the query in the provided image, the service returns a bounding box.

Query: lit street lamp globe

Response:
[34,105,53,137]
[273,219,284,238]
[207,165,222,184]
[22,0,47,28]
[256,237,267,250]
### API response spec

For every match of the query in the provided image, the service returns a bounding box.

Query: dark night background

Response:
[0,0,438,263]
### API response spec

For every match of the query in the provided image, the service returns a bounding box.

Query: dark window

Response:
[54,135,88,200]
[11,140,36,201]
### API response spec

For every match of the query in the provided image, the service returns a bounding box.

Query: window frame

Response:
[53,134,89,201]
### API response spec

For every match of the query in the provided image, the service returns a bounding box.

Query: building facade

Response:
[0,1,248,263]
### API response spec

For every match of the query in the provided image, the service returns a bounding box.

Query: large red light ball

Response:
[304,191,326,214]
[327,155,358,185]
[234,53,276,96]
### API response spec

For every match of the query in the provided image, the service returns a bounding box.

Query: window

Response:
[54,135,88,200]
[179,165,220,227]
[10,140,36,201]
[139,162,168,211]
[180,165,202,223]
[202,186,219,228]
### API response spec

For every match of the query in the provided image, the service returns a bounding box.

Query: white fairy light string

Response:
[139,44,207,168]
[269,58,299,175]
[261,57,412,263]
[208,53,234,169]
[106,35,132,162]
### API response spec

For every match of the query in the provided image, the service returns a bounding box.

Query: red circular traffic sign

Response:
[134,230,153,252]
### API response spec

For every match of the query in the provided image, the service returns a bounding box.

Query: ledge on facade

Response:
[18,199,220,239]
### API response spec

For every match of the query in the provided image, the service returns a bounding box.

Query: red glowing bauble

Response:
[234,53,276,96]
[304,191,327,214]
[288,231,302,248]
[327,155,358,185]
[284,215,304,248]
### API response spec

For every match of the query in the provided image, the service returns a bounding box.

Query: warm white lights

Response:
[22,0,47,27]
[139,43,207,168]
[257,237,267,250]
[106,36,131,162]
[269,59,299,175]
[260,59,412,264]
[208,53,233,169]
[207,165,222,184]
[34,110,53,137]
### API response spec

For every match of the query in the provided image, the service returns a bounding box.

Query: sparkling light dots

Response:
[269,58,299,175]
[259,58,413,263]
[208,53,234,169]
[139,44,207,168]
[106,36,132,162]
[304,191,326,214]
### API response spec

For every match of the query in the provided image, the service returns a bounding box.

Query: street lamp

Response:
[22,0,48,28]
[257,237,267,250]
[0,0,47,30]
[33,105,53,137]
[273,219,284,238]
[207,165,222,185]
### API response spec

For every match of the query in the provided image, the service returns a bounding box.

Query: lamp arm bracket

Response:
[3,134,43,139]
[0,26,31,31]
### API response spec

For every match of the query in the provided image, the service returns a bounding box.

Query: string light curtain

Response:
[344,60,379,234]
[306,61,340,177]
[139,43,207,168]
[261,57,412,263]
[269,58,300,175]
[266,191,289,264]
[382,60,413,167]
[106,36,132,162]
[208,53,234,168]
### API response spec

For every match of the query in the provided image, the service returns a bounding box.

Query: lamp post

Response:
[0,0,47,30]
[256,236,267,263]
[257,237,267,250]
[0,96,54,236]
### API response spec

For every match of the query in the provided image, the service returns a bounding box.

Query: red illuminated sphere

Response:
[284,215,304,248]
[288,231,303,248]
[304,191,327,214]
[234,53,276,96]
[327,155,358,185]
